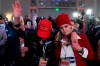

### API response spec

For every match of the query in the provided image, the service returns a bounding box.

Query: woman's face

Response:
[59,24,72,36]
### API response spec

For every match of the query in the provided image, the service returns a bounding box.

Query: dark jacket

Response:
[25,30,55,66]
[0,27,7,56]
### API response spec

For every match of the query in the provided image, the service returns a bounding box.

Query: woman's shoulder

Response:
[78,33,88,39]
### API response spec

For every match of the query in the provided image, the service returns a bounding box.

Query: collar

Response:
[77,35,81,39]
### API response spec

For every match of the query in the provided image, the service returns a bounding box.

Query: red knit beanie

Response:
[56,14,71,28]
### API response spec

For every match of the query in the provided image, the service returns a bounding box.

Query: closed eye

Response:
[64,25,68,28]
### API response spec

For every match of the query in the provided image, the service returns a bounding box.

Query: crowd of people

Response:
[0,0,100,66]
[0,13,100,66]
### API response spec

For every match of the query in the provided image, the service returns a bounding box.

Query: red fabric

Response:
[54,33,95,66]
[56,14,71,28]
[37,19,52,39]
[98,51,100,61]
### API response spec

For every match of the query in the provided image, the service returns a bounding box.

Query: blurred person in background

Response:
[74,22,81,33]
[0,14,7,66]
[24,15,34,31]
[0,15,6,29]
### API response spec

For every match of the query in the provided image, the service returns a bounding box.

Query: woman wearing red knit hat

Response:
[54,13,95,66]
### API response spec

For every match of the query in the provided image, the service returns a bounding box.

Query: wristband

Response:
[78,48,84,55]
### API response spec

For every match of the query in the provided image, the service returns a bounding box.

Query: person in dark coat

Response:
[25,19,56,66]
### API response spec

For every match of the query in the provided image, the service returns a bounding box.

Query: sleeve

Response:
[79,34,95,60]
[79,47,88,58]
[0,29,7,46]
